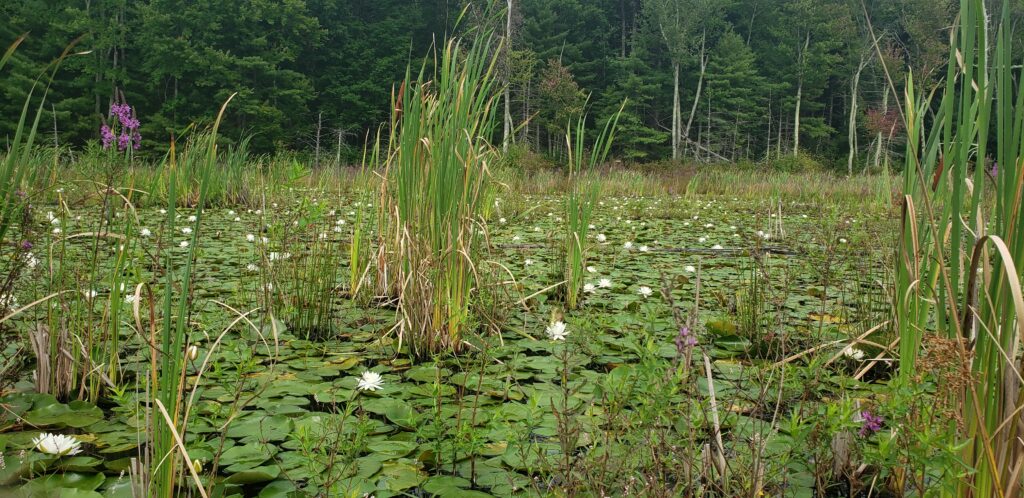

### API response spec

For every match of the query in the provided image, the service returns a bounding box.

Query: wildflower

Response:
[545,321,569,341]
[124,294,136,304]
[357,371,384,391]
[20,240,33,251]
[140,228,152,237]
[499,217,507,224]
[32,433,82,456]
[638,286,653,298]
[583,283,596,293]
[858,411,883,437]
[596,233,607,243]
[838,238,848,244]
[100,124,115,149]
[674,326,697,355]
[179,241,189,248]
[598,278,612,288]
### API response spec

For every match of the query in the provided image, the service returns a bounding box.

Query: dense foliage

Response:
[0,0,1002,167]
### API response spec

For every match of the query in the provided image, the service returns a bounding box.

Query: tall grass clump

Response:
[143,95,235,497]
[563,106,621,309]
[374,35,500,359]
[892,0,1023,494]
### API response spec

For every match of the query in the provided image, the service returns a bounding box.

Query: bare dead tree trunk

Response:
[793,32,810,156]
[847,53,868,175]
[672,61,680,159]
[683,30,707,158]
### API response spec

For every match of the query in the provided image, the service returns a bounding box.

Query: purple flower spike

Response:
[859,411,883,437]
[100,124,114,149]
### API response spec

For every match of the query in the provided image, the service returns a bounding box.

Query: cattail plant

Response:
[563,104,622,309]
[374,35,500,359]
[891,0,1023,494]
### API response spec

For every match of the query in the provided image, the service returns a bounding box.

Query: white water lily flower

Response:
[583,283,596,293]
[357,371,384,391]
[181,227,193,235]
[246,263,259,272]
[596,233,607,243]
[52,227,62,235]
[623,241,633,249]
[246,234,256,242]
[140,228,152,237]
[639,245,649,252]
[842,346,865,361]
[684,265,696,273]
[179,241,189,248]
[524,259,534,267]
[586,266,596,273]
[711,244,723,250]
[546,321,569,341]
[598,278,612,288]
[839,238,848,244]
[638,286,653,298]
[234,217,241,222]
[33,433,82,456]
[499,217,507,224]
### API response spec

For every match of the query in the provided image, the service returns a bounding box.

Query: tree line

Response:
[3,0,1005,170]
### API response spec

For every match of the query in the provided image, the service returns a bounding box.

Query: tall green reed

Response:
[563,105,621,309]
[891,0,1023,494]
[145,95,235,497]
[375,35,500,359]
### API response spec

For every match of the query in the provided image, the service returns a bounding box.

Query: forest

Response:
[1,0,972,169]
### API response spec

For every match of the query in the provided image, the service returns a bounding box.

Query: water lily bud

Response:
[187,345,198,361]
[192,458,203,473]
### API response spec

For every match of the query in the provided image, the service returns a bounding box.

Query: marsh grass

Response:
[562,104,621,310]
[375,35,501,359]
[888,0,1024,493]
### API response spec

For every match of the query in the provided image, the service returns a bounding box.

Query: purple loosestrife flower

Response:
[20,240,32,251]
[674,326,697,356]
[117,132,132,151]
[100,124,114,149]
[104,102,142,150]
[858,411,883,437]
